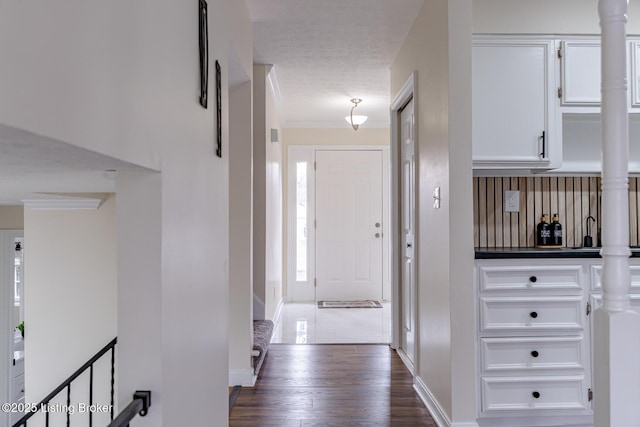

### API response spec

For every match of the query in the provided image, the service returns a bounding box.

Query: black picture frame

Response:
[198,0,208,109]
[216,60,222,158]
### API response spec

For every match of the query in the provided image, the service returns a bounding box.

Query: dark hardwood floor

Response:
[229,344,437,427]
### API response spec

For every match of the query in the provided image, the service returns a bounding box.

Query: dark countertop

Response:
[475,247,640,259]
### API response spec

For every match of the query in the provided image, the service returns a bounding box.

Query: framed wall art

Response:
[216,60,222,158]
[198,0,208,108]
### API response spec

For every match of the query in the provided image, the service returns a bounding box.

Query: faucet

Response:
[584,215,596,247]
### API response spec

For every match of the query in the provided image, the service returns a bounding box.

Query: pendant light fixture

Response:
[345,98,368,131]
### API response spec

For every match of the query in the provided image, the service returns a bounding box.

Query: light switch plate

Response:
[505,190,519,212]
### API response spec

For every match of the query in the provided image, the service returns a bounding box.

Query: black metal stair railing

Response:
[12,337,117,427]
[107,391,151,427]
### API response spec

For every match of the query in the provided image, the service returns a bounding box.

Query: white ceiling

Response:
[0,124,152,206]
[246,0,424,128]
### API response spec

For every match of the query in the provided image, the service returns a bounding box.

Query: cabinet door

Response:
[560,40,601,106]
[473,39,556,169]
[630,41,640,109]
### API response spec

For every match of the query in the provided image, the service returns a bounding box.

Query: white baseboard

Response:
[271,298,284,335]
[414,375,452,427]
[396,348,415,375]
[228,368,256,387]
[413,375,480,427]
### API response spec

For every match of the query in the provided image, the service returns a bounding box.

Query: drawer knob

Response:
[529,276,537,283]
[531,350,539,358]
[532,391,541,399]
[530,311,538,319]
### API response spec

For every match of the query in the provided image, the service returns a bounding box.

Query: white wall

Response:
[24,197,117,426]
[0,207,23,230]
[116,171,162,427]
[0,0,253,425]
[253,65,268,319]
[448,1,476,423]
[283,128,390,147]
[473,0,640,35]
[391,0,475,425]
[229,80,254,384]
[253,65,284,321]
[265,72,283,321]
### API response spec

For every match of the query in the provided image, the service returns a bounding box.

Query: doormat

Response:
[317,300,383,309]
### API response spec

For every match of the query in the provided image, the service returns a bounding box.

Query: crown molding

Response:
[22,198,104,210]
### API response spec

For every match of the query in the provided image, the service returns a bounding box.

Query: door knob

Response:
[375,233,381,238]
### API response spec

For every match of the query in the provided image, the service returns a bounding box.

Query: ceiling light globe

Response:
[345,115,368,126]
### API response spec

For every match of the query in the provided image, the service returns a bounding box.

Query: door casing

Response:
[390,72,418,373]
[286,145,391,303]
[0,230,23,427]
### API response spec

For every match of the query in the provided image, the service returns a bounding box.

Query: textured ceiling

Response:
[246,0,424,128]
[0,124,152,205]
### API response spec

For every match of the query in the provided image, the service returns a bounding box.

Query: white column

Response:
[228,81,255,386]
[116,171,162,427]
[595,1,640,425]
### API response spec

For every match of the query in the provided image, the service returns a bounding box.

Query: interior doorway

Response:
[279,145,391,344]
[1,230,24,426]
[286,145,391,302]
[391,72,418,372]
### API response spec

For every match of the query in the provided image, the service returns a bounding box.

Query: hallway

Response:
[229,344,435,426]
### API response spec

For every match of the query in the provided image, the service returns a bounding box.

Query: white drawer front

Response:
[591,265,640,291]
[480,297,584,333]
[481,336,585,372]
[479,265,582,292]
[481,376,589,412]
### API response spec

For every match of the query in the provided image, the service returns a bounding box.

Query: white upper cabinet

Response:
[473,38,559,170]
[557,38,640,173]
[559,40,601,107]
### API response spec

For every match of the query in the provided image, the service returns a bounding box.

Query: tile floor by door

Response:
[271,302,392,344]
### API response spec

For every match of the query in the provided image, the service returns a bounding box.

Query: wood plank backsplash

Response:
[473,177,640,248]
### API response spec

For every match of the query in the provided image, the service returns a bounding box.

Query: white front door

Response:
[400,98,416,365]
[315,150,383,301]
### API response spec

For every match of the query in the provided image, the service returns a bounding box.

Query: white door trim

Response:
[286,145,390,302]
[390,72,418,368]
[0,230,22,427]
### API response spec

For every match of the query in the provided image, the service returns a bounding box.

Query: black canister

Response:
[536,214,551,247]
[551,213,563,246]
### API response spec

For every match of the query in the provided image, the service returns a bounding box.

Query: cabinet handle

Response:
[532,391,541,399]
[539,131,546,159]
[531,350,539,358]
[530,311,538,319]
[529,276,537,283]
